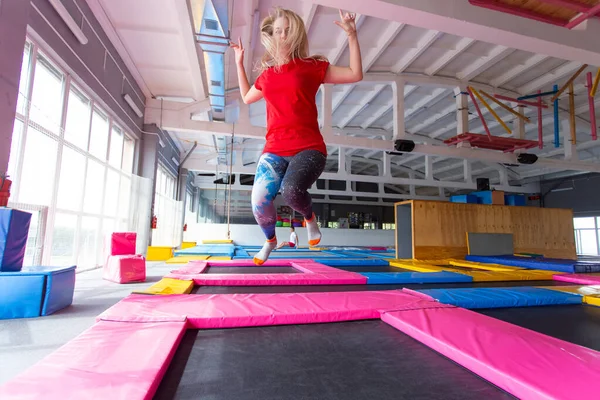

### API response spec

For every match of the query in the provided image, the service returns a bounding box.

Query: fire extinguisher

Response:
[183,223,187,232]
[151,215,157,229]
[0,174,11,208]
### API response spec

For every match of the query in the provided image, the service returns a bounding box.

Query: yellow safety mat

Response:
[134,278,194,295]
[146,246,174,261]
[448,259,524,272]
[461,269,557,282]
[165,255,210,264]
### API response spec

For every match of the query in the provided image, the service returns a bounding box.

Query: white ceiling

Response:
[86,0,600,216]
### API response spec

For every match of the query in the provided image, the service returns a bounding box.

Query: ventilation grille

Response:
[214,107,223,113]
[204,19,219,31]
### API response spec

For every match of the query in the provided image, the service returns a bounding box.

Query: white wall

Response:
[184,223,395,247]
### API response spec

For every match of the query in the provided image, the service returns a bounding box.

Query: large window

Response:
[574,217,600,256]
[152,164,183,246]
[7,39,140,270]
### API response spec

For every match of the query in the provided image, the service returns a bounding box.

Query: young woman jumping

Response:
[230,7,363,265]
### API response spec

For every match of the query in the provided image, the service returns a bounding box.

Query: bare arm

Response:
[324,11,363,84]
[230,37,264,104]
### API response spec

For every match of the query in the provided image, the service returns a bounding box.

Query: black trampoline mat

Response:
[153,320,513,400]
[479,304,600,351]
[204,266,299,274]
[192,280,571,294]
[247,250,338,257]
[334,265,410,273]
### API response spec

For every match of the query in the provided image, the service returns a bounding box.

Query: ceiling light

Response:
[48,0,88,45]
[155,96,196,103]
[123,93,143,118]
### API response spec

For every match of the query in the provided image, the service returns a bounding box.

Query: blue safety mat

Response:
[175,244,235,257]
[412,287,582,309]
[465,255,600,273]
[0,208,32,272]
[234,247,250,257]
[316,258,389,267]
[362,271,472,285]
[335,250,395,259]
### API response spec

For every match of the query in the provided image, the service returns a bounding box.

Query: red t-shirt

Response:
[254,58,329,157]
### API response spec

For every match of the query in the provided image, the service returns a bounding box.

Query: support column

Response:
[141,125,161,246]
[516,105,526,139]
[338,146,346,174]
[382,151,391,177]
[237,101,250,126]
[455,85,469,135]
[392,78,406,140]
[0,0,30,175]
[321,84,333,139]
[561,119,579,160]
[498,167,509,186]
[424,155,434,180]
[463,159,472,183]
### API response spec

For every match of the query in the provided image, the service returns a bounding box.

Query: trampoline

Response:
[154,320,515,400]
[3,256,600,400]
[243,250,343,258]
[192,280,572,294]
[479,304,600,351]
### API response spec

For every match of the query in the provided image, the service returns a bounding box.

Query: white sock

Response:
[305,213,321,246]
[254,238,277,265]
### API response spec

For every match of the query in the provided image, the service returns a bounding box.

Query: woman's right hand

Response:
[229,37,245,66]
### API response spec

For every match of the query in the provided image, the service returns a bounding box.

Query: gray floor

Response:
[0,261,174,385]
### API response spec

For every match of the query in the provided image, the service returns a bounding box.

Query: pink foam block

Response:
[0,320,187,400]
[382,307,600,400]
[107,232,137,256]
[103,254,146,284]
[167,259,367,286]
[554,273,600,285]
[99,291,451,329]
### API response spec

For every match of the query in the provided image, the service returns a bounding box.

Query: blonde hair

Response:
[258,7,327,72]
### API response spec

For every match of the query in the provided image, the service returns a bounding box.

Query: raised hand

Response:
[334,9,357,36]
[229,37,245,66]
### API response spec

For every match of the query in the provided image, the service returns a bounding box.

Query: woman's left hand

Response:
[334,9,357,36]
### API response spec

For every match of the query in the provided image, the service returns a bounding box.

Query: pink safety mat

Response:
[103,254,146,284]
[382,307,600,400]
[99,291,451,329]
[107,232,137,256]
[554,273,600,285]
[166,259,367,286]
[0,320,187,400]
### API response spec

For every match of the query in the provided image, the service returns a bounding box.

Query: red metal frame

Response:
[538,90,544,149]
[470,0,600,29]
[444,133,539,153]
[467,87,493,140]
[469,0,566,26]
[587,72,598,141]
[566,3,600,29]
[536,0,592,13]
[494,94,549,109]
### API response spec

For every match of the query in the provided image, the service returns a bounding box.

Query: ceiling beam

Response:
[337,84,388,128]
[457,45,515,81]
[519,61,584,94]
[311,0,600,66]
[490,53,550,88]
[361,85,418,129]
[425,37,476,76]
[392,30,443,73]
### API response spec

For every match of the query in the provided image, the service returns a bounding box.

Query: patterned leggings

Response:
[252,150,326,240]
